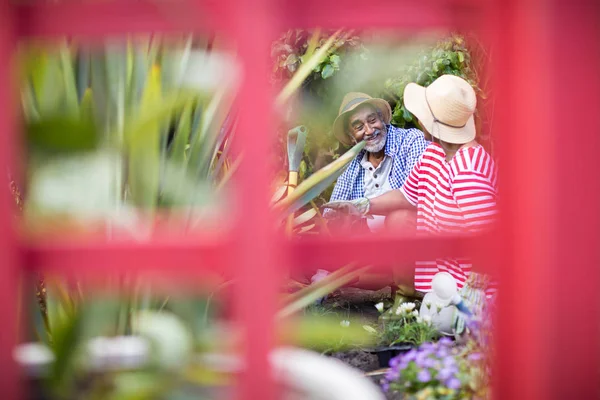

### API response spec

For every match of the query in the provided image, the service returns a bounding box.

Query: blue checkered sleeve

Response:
[329,169,353,202]
[400,128,429,185]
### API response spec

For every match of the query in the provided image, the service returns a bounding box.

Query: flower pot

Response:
[366,344,414,368]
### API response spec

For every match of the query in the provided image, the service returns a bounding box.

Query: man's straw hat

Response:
[404,75,477,144]
[333,92,392,146]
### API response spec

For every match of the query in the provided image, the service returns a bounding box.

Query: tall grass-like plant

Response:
[20,31,363,345]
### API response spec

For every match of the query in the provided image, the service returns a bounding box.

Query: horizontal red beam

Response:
[275,0,488,31]
[288,233,501,275]
[16,0,225,39]
[22,233,499,280]
[23,237,233,279]
[15,0,490,40]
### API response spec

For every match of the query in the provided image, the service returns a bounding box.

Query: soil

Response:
[322,286,391,323]
[320,287,392,396]
[330,349,379,372]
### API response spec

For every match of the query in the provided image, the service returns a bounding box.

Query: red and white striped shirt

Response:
[400,143,498,293]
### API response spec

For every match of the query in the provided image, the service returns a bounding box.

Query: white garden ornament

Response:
[419,272,468,335]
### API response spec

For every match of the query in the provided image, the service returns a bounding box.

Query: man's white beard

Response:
[365,128,388,153]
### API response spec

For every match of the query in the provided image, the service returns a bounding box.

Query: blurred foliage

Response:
[20,36,236,231]
[383,35,486,135]
[271,29,367,97]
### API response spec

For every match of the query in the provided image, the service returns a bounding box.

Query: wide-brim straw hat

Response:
[333,92,392,146]
[404,74,477,144]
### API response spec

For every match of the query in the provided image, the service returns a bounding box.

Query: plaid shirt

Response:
[329,125,428,203]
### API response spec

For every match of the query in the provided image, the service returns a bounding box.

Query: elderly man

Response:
[316,92,428,295]
[327,92,428,232]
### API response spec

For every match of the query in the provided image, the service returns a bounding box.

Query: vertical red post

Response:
[230,0,279,399]
[495,0,600,399]
[547,0,600,397]
[493,0,555,399]
[0,1,21,399]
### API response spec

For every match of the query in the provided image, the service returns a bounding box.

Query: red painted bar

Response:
[288,233,501,275]
[493,0,554,399]
[0,2,22,399]
[274,0,484,31]
[228,0,279,399]
[16,0,489,39]
[24,239,232,278]
[17,0,224,38]
[547,0,600,397]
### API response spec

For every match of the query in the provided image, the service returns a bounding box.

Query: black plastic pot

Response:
[366,344,414,368]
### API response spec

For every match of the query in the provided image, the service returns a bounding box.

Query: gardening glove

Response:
[321,197,371,218]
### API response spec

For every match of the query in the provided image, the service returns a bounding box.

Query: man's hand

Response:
[321,198,371,234]
[321,198,370,218]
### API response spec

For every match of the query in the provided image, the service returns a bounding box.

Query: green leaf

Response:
[279,266,369,318]
[280,315,374,351]
[293,208,317,226]
[26,116,99,154]
[299,159,308,178]
[169,102,193,163]
[48,307,82,395]
[58,42,79,115]
[458,51,465,63]
[321,63,334,79]
[276,29,342,105]
[401,106,413,123]
[275,141,366,216]
[127,65,162,210]
[329,54,341,69]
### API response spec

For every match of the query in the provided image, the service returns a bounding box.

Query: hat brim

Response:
[333,98,392,146]
[404,83,475,145]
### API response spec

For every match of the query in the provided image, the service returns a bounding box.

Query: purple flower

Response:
[439,337,453,346]
[389,356,400,368]
[385,369,400,381]
[436,347,449,358]
[417,369,431,382]
[415,352,427,366]
[443,355,457,367]
[403,349,417,362]
[437,367,456,381]
[468,352,483,361]
[422,357,437,369]
[381,383,390,392]
[420,342,435,351]
[445,377,462,390]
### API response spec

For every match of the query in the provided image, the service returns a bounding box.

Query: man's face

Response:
[347,104,387,152]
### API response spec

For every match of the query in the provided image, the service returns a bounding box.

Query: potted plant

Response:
[364,302,440,368]
[380,307,494,399]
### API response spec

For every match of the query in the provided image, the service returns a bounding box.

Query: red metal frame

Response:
[2,0,599,399]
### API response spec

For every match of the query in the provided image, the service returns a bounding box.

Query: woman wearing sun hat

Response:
[325,74,498,328]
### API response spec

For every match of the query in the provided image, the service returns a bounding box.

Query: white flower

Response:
[423,315,432,324]
[416,316,423,323]
[436,302,444,313]
[425,301,432,310]
[401,302,416,312]
[340,320,350,328]
[396,307,402,315]
[412,310,419,317]
[375,302,384,313]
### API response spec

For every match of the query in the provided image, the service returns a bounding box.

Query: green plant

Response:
[271,29,365,91]
[369,302,439,347]
[381,306,494,399]
[384,35,483,130]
